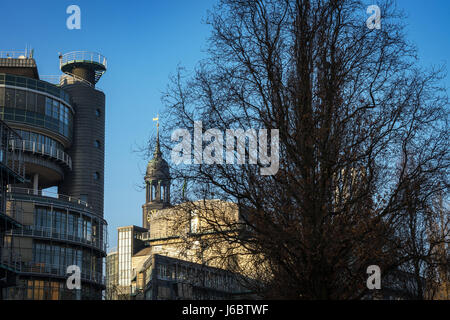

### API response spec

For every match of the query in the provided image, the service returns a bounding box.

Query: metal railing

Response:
[3,207,23,225]
[4,225,107,252]
[60,72,96,88]
[20,262,105,285]
[7,187,89,208]
[1,245,105,285]
[0,51,28,59]
[60,51,107,69]
[9,139,72,169]
[0,246,22,272]
[41,73,97,89]
[0,121,26,179]
[138,231,178,241]
[39,75,62,84]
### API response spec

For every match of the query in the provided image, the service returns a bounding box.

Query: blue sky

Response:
[1,0,448,251]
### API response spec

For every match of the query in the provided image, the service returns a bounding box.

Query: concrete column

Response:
[33,173,39,195]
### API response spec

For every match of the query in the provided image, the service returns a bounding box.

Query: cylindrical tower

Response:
[58,52,107,218]
[0,51,108,300]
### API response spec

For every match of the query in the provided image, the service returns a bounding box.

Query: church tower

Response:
[142,120,171,229]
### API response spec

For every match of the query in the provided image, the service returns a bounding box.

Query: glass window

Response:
[0,87,4,106]
[68,214,74,237]
[87,220,92,242]
[67,247,73,266]
[36,94,45,114]
[50,282,59,300]
[15,89,26,109]
[5,88,14,108]
[61,211,67,235]
[26,91,36,111]
[23,130,30,141]
[53,246,60,266]
[190,211,199,233]
[52,100,59,119]
[45,244,51,265]
[45,97,52,116]
[64,107,69,124]
[77,217,83,238]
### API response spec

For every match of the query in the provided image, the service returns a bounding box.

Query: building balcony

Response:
[0,246,22,273]
[7,187,90,211]
[0,119,26,182]
[19,262,105,286]
[9,140,72,170]
[59,51,107,85]
[5,225,107,254]
[0,207,23,228]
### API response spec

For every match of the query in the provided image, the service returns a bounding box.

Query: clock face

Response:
[146,209,157,222]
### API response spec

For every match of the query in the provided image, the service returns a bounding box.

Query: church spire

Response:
[144,114,171,228]
[153,114,162,158]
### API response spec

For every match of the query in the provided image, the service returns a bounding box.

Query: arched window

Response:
[152,184,156,201]
[190,211,199,233]
[161,185,165,202]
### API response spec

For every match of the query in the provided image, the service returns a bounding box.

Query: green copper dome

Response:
[145,132,170,181]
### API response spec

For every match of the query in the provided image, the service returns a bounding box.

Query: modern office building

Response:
[114,225,147,298]
[0,50,107,299]
[105,250,118,300]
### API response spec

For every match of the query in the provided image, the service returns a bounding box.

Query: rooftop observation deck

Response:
[59,51,107,84]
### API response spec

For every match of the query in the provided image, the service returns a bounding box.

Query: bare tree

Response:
[153,0,449,299]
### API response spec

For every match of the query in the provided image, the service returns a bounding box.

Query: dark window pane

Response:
[0,87,4,106]
[16,90,26,109]
[5,88,14,108]
[26,91,36,112]
[36,94,45,114]
[45,98,52,116]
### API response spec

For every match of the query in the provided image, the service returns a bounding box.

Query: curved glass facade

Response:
[33,206,106,251]
[7,196,107,252]
[0,74,71,104]
[6,278,102,300]
[31,241,103,282]
[0,77,73,141]
[5,197,107,299]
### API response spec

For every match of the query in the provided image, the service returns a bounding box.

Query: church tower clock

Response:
[142,117,171,229]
